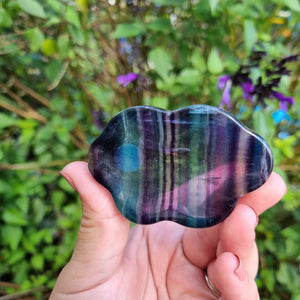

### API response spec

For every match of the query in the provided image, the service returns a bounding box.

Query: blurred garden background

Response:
[0,0,299,299]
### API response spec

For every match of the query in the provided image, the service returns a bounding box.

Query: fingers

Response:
[218,204,259,277]
[219,205,257,254]
[216,172,287,284]
[207,252,259,300]
[219,172,286,259]
[183,226,220,269]
[183,172,286,271]
[240,172,286,215]
[57,162,130,290]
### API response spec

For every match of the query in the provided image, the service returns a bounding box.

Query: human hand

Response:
[50,161,286,300]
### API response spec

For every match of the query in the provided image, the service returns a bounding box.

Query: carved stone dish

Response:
[88,105,273,228]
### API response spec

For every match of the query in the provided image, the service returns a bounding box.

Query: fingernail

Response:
[60,170,78,192]
[233,255,247,281]
[249,206,259,227]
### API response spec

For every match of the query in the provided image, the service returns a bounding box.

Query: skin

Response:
[50,161,286,300]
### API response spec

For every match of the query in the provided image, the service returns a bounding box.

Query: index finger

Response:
[239,172,286,216]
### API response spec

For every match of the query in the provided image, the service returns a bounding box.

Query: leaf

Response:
[152,97,169,110]
[33,198,46,224]
[147,18,172,32]
[273,136,296,158]
[0,113,16,128]
[148,47,172,80]
[63,203,80,216]
[57,34,70,59]
[276,263,299,290]
[51,190,65,208]
[207,48,224,74]
[65,6,81,28]
[17,0,46,19]
[208,0,220,13]
[1,226,23,250]
[45,60,64,82]
[31,254,44,271]
[260,269,275,292]
[111,23,146,38]
[56,127,70,144]
[7,249,25,265]
[0,9,13,28]
[25,27,45,52]
[59,177,76,193]
[46,0,64,12]
[2,208,28,226]
[16,197,30,214]
[191,50,206,72]
[45,16,61,27]
[176,68,202,85]
[244,19,257,52]
[292,294,300,300]
[41,38,56,56]
[281,0,300,12]
[77,0,89,11]
[68,26,85,45]
[149,0,184,5]
[282,225,300,241]
[252,109,275,143]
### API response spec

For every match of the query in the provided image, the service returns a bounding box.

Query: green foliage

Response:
[207,48,224,74]
[0,0,299,298]
[17,0,46,19]
[112,23,147,38]
[148,47,172,81]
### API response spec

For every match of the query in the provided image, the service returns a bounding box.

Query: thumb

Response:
[60,161,130,283]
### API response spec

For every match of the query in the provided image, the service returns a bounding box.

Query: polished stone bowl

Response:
[88,105,273,228]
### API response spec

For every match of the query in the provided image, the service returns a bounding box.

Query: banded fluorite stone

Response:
[88,105,273,228]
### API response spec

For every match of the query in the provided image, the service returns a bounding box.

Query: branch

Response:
[0,84,48,123]
[0,83,33,111]
[0,286,51,300]
[0,282,20,289]
[279,164,300,171]
[0,100,47,124]
[11,77,50,108]
[0,160,73,171]
[78,81,104,109]
[70,134,89,150]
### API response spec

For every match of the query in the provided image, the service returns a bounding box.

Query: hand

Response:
[50,161,286,300]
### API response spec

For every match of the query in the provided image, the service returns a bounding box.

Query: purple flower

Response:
[217,75,232,108]
[240,80,254,102]
[217,74,231,89]
[218,74,255,108]
[217,52,297,110]
[220,79,232,109]
[271,91,294,111]
[117,72,138,87]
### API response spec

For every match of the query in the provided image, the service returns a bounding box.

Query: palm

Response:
[64,222,219,299]
[120,222,217,300]
[50,162,285,300]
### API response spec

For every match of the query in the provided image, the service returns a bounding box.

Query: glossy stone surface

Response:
[88,105,273,228]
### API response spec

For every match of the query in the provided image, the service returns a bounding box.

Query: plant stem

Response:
[0,160,72,171]
[0,287,51,300]
[11,77,51,108]
[0,100,47,123]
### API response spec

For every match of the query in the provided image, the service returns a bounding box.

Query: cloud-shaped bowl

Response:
[88,105,273,228]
